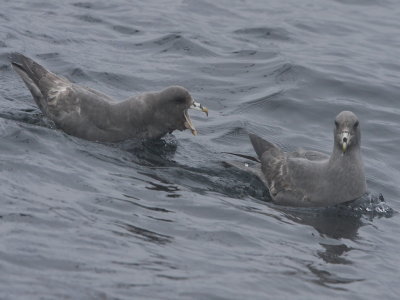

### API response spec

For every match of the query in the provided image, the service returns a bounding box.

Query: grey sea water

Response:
[0,0,399,299]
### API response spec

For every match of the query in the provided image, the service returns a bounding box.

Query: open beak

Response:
[184,100,208,136]
[190,100,208,117]
[184,110,197,136]
[340,131,350,153]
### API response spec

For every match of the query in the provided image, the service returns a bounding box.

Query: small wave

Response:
[233,89,284,115]
[112,25,140,35]
[0,13,10,21]
[114,221,172,245]
[233,26,293,42]
[333,0,382,6]
[67,67,90,81]
[36,52,60,59]
[75,14,103,23]
[0,64,9,71]
[231,49,279,61]
[72,1,114,10]
[87,70,144,91]
[72,2,92,9]
[17,29,79,45]
[135,34,218,57]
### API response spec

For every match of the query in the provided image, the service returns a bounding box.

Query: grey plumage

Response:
[11,53,208,142]
[244,111,367,207]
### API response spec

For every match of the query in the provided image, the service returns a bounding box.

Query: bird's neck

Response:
[326,145,366,203]
[330,145,362,165]
[328,145,365,188]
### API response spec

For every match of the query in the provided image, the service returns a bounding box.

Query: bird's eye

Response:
[354,120,359,128]
[334,120,339,128]
[175,96,186,104]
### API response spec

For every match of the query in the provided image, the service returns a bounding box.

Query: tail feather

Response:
[11,53,70,111]
[249,133,279,158]
[11,53,50,87]
[11,53,67,94]
[11,60,45,109]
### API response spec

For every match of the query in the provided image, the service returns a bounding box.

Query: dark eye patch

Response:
[175,96,186,104]
[334,120,339,127]
[354,120,359,128]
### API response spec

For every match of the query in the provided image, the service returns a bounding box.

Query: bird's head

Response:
[156,86,208,136]
[334,111,360,154]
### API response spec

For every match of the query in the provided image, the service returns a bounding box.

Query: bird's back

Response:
[249,133,356,207]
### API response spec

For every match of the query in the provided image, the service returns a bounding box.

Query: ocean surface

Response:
[0,0,399,299]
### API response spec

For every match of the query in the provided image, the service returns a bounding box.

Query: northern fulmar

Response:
[11,53,208,142]
[229,111,367,207]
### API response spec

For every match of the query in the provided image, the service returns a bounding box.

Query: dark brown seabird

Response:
[11,53,208,142]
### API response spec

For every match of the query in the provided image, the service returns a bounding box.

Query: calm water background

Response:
[1,0,399,299]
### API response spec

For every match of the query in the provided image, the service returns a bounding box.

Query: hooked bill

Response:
[341,131,350,153]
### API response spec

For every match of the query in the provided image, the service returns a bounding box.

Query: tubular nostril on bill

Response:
[343,137,348,143]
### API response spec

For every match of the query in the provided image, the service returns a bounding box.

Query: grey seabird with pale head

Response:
[11,53,208,142]
[231,111,367,207]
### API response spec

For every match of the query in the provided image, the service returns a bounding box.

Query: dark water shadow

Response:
[113,221,172,245]
[0,108,55,128]
[282,206,363,240]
